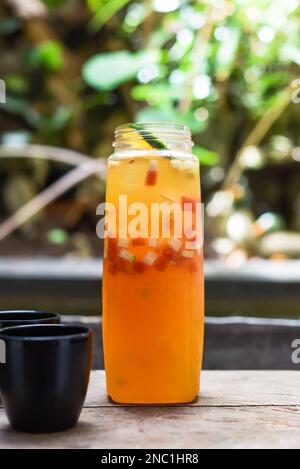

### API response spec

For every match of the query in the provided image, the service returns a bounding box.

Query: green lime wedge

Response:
[130,123,168,149]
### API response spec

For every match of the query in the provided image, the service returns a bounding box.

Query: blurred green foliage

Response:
[83,50,161,90]
[1,0,300,158]
[0,0,300,257]
[29,41,64,71]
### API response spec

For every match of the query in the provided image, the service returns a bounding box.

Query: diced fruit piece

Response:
[154,255,169,271]
[168,238,182,252]
[107,237,118,260]
[143,251,158,266]
[148,238,159,248]
[133,260,146,273]
[118,249,135,263]
[108,261,121,275]
[109,257,131,274]
[145,170,157,186]
[162,245,178,262]
[145,160,158,186]
[108,257,130,275]
[132,237,146,246]
[182,249,194,259]
[118,238,130,248]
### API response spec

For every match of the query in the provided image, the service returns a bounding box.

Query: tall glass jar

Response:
[102,123,204,404]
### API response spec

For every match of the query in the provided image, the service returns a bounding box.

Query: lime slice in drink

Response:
[129,123,168,150]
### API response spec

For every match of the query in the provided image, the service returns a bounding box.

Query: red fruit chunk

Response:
[133,260,146,273]
[132,237,146,246]
[108,261,118,275]
[107,237,118,260]
[162,245,178,262]
[145,169,157,186]
[118,257,132,273]
[109,257,131,275]
[154,255,169,271]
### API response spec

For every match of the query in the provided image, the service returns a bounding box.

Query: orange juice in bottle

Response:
[102,123,204,404]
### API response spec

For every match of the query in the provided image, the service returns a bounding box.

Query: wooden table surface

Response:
[1,370,300,449]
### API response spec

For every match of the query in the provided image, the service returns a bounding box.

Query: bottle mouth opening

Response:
[113,122,193,151]
[116,122,190,132]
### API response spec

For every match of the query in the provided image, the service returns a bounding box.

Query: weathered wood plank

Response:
[1,371,300,449]
[85,370,300,407]
[2,371,300,409]
[1,406,300,449]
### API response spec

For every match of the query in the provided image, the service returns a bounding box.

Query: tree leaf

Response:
[192,146,220,166]
[88,0,131,32]
[131,84,178,105]
[215,28,240,81]
[82,50,161,91]
[135,107,207,133]
[280,44,300,66]
[30,41,64,71]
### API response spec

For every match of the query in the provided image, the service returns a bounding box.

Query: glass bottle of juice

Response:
[102,123,204,404]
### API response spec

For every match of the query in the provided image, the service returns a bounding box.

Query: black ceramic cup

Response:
[0,310,61,329]
[0,324,93,433]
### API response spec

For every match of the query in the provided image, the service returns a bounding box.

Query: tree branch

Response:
[0,144,105,171]
[222,86,292,190]
[178,8,215,114]
[0,161,106,242]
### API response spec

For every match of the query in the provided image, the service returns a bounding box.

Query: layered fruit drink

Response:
[102,123,204,404]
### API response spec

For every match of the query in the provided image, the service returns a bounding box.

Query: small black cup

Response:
[0,324,93,433]
[0,310,61,328]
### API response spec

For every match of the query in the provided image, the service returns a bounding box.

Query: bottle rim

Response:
[116,121,189,131]
[114,122,193,151]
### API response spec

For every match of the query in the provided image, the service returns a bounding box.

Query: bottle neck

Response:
[113,123,193,153]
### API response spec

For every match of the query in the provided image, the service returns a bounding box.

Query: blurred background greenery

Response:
[0,0,300,263]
